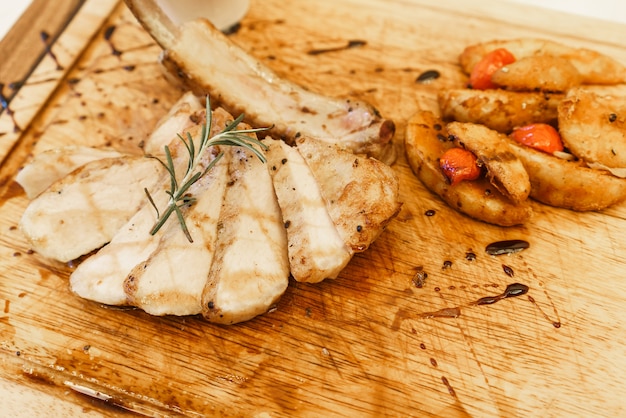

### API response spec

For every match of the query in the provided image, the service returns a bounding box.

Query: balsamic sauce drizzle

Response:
[486,239,529,256]
[103,25,122,56]
[472,283,529,306]
[0,83,21,132]
[40,31,63,70]
[307,39,367,55]
[416,69,440,83]
[416,283,530,319]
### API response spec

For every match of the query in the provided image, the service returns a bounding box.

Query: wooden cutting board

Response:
[2,0,626,416]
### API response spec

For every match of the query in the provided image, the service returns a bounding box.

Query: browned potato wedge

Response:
[491,56,582,92]
[447,122,530,204]
[506,139,626,211]
[438,89,562,133]
[558,87,626,169]
[405,111,532,226]
[460,38,626,84]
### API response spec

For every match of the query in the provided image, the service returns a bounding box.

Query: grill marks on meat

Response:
[296,137,402,252]
[20,156,164,263]
[124,147,230,316]
[68,127,214,305]
[15,146,124,199]
[265,138,351,283]
[201,147,290,324]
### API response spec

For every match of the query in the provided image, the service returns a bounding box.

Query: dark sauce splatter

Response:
[485,239,529,255]
[442,260,452,270]
[609,113,617,123]
[416,69,440,83]
[307,39,367,55]
[441,376,457,398]
[0,83,21,132]
[425,209,436,217]
[416,283,529,321]
[222,22,242,35]
[465,251,476,261]
[40,31,63,70]
[103,25,122,56]
[502,264,514,277]
[473,283,528,306]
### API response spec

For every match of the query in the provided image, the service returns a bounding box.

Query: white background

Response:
[2,0,626,39]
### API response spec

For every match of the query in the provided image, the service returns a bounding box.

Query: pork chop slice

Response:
[15,146,124,199]
[264,138,351,283]
[20,156,164,262]
[143,90,204,155]
[124,147,230,316]
[202,146,290,324]
[295,136,401,253]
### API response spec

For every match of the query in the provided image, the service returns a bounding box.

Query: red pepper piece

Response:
[510,123,564,154]
[468,48,516,90]
[439,147,482,185]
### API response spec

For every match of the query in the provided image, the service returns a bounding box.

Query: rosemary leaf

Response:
[147,95,270,242]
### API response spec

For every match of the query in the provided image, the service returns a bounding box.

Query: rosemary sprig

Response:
[145,96,269,242]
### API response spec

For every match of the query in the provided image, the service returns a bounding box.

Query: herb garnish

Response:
[145,96,269,242]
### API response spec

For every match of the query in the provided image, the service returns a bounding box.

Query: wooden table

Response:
[1,0,626,416]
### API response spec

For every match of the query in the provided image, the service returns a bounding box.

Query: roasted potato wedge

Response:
[405,111,532,226]
[459,38,626,85]
[438,89,562,133]
[558,87,626,169]
[447,122,530,204]
[506,139,626,211]
[491,55,582,92]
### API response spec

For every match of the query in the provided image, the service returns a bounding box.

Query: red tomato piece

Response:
[468,48,516,90]
[510,123,564,154]
[439,147,482,186]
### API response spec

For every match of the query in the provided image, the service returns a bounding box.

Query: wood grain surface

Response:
[1,0,626,416]
[0,0,85,100]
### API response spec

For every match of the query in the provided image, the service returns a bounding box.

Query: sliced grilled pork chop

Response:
[69,119,232,307]
[20,156,164,262]
[202,146,290,324]
[265,138,351,283]
[124,148,230,316]
[295,137,401,253]
[15,146,124,199]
